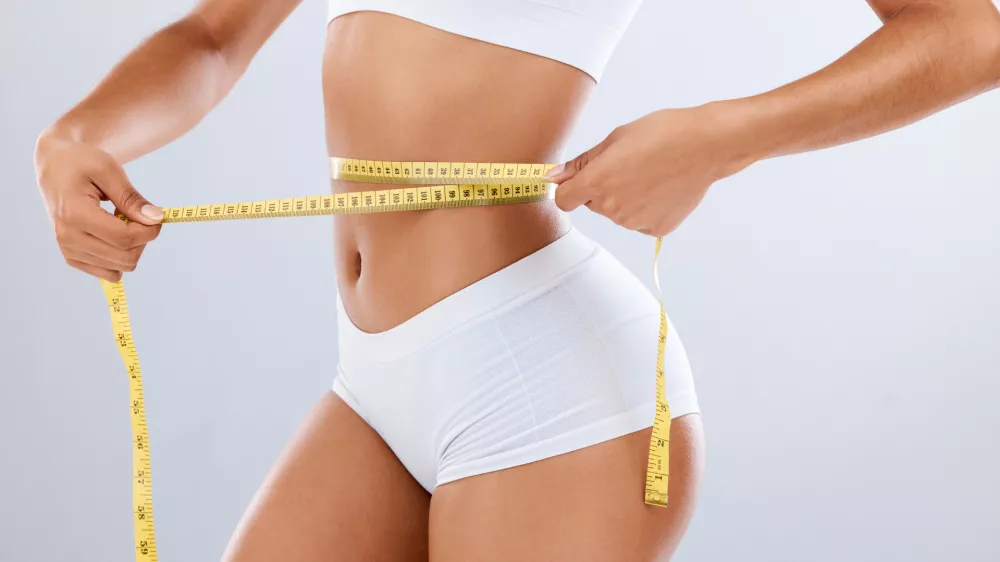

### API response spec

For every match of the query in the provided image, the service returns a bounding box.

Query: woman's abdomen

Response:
[322,11,593,333]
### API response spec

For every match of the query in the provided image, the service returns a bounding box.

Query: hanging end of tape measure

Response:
[99,277,124,298]
[644,490,668,507]
[644,453,670,508]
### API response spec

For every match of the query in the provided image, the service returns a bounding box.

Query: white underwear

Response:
[333,228,700,491]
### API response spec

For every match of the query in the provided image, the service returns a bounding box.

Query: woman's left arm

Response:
[549,0,1000,236]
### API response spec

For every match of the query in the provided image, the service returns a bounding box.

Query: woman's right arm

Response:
[34,0,301,281]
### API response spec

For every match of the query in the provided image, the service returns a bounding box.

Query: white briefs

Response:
[333,228,700,491]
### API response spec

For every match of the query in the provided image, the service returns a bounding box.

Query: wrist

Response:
[701,97,780,179]
[36,115,115,166]
[36,119,80,158]
[39,114,88,145]
[34,125,66,166]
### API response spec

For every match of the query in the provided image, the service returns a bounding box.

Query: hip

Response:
[334,226,700,438]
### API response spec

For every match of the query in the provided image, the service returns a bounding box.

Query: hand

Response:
[548,102,756,237]
[34,132,163,282]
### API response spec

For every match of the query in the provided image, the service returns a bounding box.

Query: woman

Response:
[32,0,1000,560]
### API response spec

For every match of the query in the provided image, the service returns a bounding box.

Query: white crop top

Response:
[327,0,643,81]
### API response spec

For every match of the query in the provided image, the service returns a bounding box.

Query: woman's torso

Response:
[323,11,594,333]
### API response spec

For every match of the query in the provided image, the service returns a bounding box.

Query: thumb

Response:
[92,160,162,225]
[544,133,615,184]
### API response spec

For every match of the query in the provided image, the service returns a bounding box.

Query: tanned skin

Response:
[34,0,1000,559]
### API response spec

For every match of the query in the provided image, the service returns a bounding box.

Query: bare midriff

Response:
[323,12,594,333]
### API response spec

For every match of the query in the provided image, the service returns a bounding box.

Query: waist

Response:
[337,227,598,361]
[322,12,592,331]
[333,191,570,333]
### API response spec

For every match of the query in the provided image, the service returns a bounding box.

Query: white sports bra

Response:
[327,0,643,81]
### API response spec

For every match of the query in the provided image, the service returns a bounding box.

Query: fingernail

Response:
[543,164,565,179]
[141,204,163,221]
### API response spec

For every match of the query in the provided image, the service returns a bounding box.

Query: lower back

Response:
[322,11,593,333]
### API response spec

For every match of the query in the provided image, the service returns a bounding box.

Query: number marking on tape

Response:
[99,158,671,561]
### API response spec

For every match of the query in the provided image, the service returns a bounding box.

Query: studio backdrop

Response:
[1,1,998,560]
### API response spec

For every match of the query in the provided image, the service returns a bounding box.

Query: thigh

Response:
[428,414,704,562]
[224,391,431,562]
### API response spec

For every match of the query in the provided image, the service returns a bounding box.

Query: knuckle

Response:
[53,223,71,245]
[124,248,143,270]
[118,188,144,210]
[606,208,627,226]
[600,197,620,217]
[140,224,162,244]
[620,207,639,223]
[553,188,574,211]
[115,230,136,249]
[56,202,77,225]
[570,152,589,173]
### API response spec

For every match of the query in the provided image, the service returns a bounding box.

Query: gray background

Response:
[2,1,998,560]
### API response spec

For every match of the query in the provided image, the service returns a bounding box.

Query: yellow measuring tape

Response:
[100,279,156,560]
[98,157,671,561]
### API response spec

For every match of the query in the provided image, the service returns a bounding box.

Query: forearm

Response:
[40,16,240,164]
[724,1,1000,166]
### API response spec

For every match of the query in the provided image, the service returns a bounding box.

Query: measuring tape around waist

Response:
[99,157,671,561]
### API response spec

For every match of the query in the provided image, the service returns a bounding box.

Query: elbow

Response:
[166,16,240,100]
[962,4,1000,89]
[896,1,1000,90]
[980,24,1000,88]
[178,13,254,79]
[172,16,231,64]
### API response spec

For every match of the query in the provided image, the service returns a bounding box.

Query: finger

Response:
[64,248,131,273]
[638,221,674,237]
[585,199,626,229]
[553,175,594,212]
[544,133,616,184]
[585,199,617,222]
[77,205,162,250]
[63,237,145,271]
[584,198,644,232]
[111,206,163,246]
[87,158,163,226]
[64,231,145,268]
[65,257,122,282]
[638,227,670,237]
